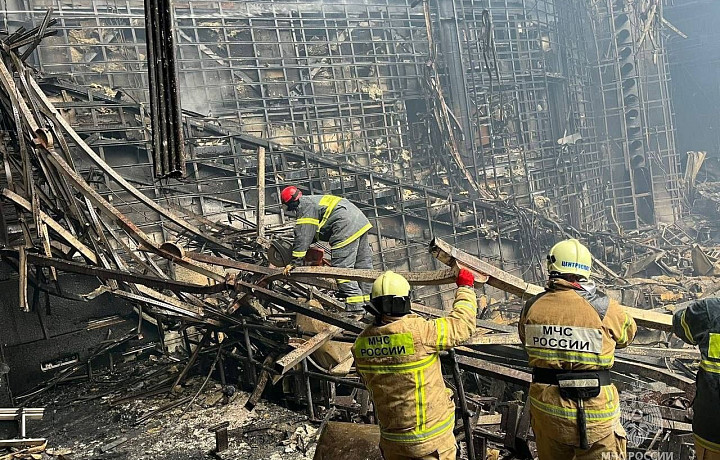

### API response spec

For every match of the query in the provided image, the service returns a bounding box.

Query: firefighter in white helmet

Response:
[352,269,477,460]
[518,239,637,460]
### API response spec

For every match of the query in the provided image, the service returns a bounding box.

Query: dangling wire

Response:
[480,10,503,122]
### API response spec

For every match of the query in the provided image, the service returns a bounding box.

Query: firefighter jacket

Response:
[518,279,637,446]
[673,298,720,452]
[291,195,372,262]
[352,287,478,457]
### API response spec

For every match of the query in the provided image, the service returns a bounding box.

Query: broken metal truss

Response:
[0,10,709,460]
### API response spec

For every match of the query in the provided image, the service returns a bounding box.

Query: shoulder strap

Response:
[523,288,610,321]
[580,290,610,321]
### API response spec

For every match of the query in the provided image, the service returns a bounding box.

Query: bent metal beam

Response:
[429,237,673,332]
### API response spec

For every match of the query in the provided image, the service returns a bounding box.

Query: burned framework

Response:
[0,0,715,459]
[2,0,685,283]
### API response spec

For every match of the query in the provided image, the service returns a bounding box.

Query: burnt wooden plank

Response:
[430,237,673,331]
[275,326,343,376]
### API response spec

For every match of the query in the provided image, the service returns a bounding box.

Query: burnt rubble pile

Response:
[0,15,717,460]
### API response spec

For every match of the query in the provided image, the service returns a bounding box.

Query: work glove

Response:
[456,268,474,287]
[283,264,295,276]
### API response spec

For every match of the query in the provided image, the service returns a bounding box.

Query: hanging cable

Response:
[480,10,503,122]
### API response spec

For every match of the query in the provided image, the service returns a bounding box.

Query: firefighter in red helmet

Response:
[280,186,373,312]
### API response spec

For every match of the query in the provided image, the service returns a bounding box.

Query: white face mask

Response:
[579,280,596,295]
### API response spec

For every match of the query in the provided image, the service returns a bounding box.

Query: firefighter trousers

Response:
[380,444,456,460]
[696,442,720,460]
[332,231,372,311]
[532,417,626,460]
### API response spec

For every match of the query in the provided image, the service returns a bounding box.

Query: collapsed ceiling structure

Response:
[0,0,719,458]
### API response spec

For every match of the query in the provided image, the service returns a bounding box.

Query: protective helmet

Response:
[547,238,592,279]
[370,271,411,317]
[280,186,302,205]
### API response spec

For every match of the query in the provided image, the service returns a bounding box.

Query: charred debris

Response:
[0,1,718,459]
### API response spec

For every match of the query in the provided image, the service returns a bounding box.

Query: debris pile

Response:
[28,359,319,460]
[0,15,713,460]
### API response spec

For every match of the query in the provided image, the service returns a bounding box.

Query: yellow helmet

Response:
[547,239,592,279]
[370,271,411,316]
[371,271,410,299]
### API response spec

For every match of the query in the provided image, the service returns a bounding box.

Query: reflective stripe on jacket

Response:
[352,287,477,457]
[518,278,637,446]
[291,195,372,260]
[673,298,720,448]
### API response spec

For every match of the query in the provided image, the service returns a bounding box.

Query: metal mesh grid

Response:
[588,0,682,230]
[183,128,548,306]
[17,0,432,185]
[444,0,608,231]
[173,0,429,180]
[0,0,684,308]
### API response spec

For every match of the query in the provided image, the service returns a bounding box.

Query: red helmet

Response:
[280,186,302,204]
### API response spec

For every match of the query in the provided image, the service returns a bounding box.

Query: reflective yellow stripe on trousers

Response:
[346,294,370,304]
[700,359,720,374]
[529,395,620,422]
[380,412,455,443]
[695,434,720,453]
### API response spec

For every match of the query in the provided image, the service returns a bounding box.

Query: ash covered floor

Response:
[27,359,318,460]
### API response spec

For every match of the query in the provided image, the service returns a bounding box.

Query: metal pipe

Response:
[243,319,256,385]
[19,408,26,438]
[257,146,266,239]
[302,359,315,420]
[449,349,476,460]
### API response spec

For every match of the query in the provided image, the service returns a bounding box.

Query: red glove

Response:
[456,268,474,287]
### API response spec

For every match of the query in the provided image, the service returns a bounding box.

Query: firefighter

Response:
[352,269,477,460]
[672,299,720,459]
[518,238,636,460]
[280,186,373,311]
